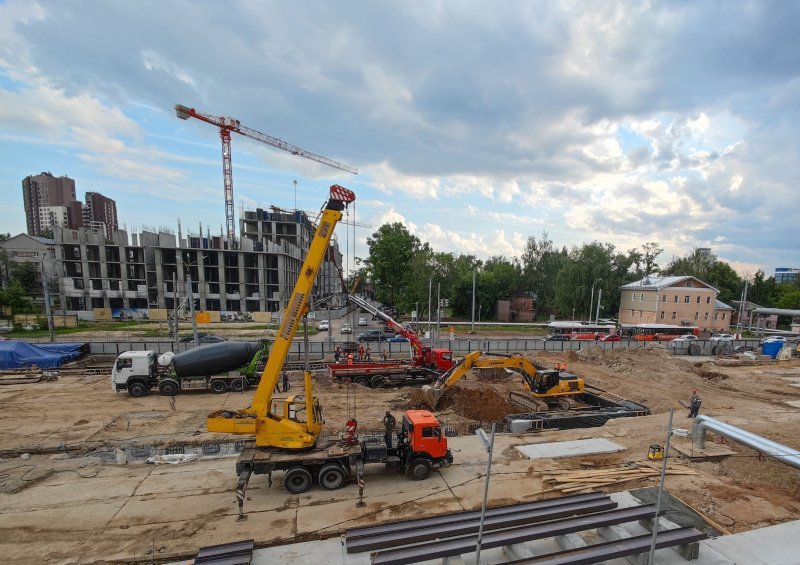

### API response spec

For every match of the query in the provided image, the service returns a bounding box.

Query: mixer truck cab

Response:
[112,351,157,395]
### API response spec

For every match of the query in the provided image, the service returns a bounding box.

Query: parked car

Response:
[386,336,409,342]
[356,330,395,343]
[340,323,352,335]
[357,317,368,326]
[710,333,735,342]
[545,334,571,341]
[760,336,786,345]
[598,334,621,342]
[179,334,226,344]
[672,334,699,342]
[318,320,329,331]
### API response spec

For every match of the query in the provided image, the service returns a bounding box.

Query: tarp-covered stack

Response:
[0,341,86,369]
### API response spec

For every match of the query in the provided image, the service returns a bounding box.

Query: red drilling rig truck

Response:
[327,295,454,388]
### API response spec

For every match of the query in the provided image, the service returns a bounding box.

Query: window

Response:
[639,311,643,319]
[714,313,719,320]
[696,297,701,304]
[660,311,665,320]
[684,296,690,303]
[694,312,699,320]
[672,312,677,320]
[706,297,711,304]
[422,426,441,438]
[631,309,635,316]
[662,295,667,302]
[722,313,726,320]
[704,313,709,320]
[674,296,678,303]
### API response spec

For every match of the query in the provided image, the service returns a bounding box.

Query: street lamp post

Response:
[589,278,602,322]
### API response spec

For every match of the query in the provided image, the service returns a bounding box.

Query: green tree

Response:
[521,232,569,316]
[0,233,10,243]
[747,270,778,307]
[364,223,421,309]
[0,280,34,314]
[11,262,39,293]
[662,248,715,280]
[706,262,743,304]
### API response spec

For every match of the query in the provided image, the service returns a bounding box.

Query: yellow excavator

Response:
[421,351,585,411]
[207,184,355,449]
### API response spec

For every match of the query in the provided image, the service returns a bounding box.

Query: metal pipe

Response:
[693,415,800,469]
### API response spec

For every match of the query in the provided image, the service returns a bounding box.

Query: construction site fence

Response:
[14,336,764,357]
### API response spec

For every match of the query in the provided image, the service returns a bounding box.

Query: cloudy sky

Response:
[1,1,798,276]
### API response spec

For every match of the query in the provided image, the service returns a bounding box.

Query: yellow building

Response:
[618,276,733,332]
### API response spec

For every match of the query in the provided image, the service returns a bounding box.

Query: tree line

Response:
[359,223,800,322]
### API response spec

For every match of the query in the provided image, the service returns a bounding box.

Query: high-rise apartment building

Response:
[84,192,118,235]
[22,172,78,235]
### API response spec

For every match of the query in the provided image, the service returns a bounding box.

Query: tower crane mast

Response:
[175,104,357,246]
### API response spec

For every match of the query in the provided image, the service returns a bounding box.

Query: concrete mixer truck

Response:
[112,340,266,397]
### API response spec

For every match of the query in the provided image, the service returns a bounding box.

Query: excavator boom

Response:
[421,352,584,409]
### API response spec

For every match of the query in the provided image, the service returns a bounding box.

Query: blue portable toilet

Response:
[762,341,784,358]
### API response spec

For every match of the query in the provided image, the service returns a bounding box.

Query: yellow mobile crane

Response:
[207,184,355,449]
[421,351,585,410]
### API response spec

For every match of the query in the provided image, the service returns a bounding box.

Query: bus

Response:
[619,323,698,341]
[548,321,617,340]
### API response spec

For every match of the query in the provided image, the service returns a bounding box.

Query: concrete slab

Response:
[671,442,737,461]
[785,399,800,408]
[515,438,627,460]
[704,519,800,565]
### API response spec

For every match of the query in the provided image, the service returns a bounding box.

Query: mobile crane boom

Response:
[207,185,355,449]
[348,294,453,370]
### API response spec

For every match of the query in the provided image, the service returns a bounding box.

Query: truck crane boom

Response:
[348,294,452,370]
[175,104,357,244]
[207,185,355,449]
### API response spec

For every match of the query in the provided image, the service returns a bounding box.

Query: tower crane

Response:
[175,104,357,246]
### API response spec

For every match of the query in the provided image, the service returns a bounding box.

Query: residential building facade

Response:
[49,207,343,316]
[0,234,57,311]
[618,276,733,332]
[84,192,118,235]
[22,172,79,236]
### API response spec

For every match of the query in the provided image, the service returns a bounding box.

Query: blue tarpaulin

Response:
[0,341,86,369]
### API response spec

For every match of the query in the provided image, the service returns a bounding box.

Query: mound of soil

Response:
[406,388,518,421]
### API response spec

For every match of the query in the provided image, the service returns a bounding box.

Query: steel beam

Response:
[371,505,664,565]
[347,492,609,542]
[501,527,707,564]
[350,498,616,553]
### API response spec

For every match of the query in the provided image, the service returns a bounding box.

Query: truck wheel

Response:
[230,378,246,392]
[284,467,313,494]
[406,458,432,481]
[318,464,346,490]
[371,375,386,388]
[128,382,149,398]
[209,380,227,394]
[688,343,701,356]
[354,377,369,387]
[158,379,179,396]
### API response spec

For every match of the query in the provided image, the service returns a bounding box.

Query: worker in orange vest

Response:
[347,352,354,365]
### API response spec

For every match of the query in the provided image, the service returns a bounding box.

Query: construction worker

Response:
[688,390,702,418]
[382,349,389,361]
[358,344,365,362]
[334,346,342,363]
[383,411,397,448]
[365,345,372,361]
[347,352,354,365]
[282,371,290,393]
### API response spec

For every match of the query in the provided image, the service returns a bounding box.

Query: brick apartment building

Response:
[618,275,733,332]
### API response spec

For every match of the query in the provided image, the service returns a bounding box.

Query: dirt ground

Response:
[1,344,799,563]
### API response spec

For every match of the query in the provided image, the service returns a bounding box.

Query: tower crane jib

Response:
[174,104,357,247]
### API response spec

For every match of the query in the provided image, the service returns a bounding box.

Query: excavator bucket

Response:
[421,384,445,409]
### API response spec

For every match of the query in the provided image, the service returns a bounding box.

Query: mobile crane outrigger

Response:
[207,186,452,518]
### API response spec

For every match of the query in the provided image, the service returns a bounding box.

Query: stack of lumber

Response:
[0,368,52,385]
[526,461,697,497]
